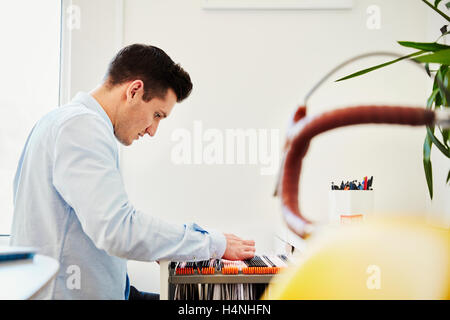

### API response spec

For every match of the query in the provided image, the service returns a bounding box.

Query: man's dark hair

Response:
[105,44,192,102]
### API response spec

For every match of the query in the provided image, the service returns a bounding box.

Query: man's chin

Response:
[115,134,133,146]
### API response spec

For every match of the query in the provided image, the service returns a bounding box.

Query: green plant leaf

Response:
[435,0,443,7]
[434,71,443,106]
[443,67,450,104]
[427,88,439,108]
[447,169,450,184]
[336,51,425,82]
[446,1,450,8]
[440,128,449,146]
[444,66,450,87]
[436,65,450,106]
[425,63,432,77]
[427,126,450,157]
[398,41,450,51]
[415,48,450,64]
[423,134,434,199]
[422,0,450,23]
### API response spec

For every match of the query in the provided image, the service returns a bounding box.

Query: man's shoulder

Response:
[43,103,111,139]
[51,103,102,128]
[31,100,115,152]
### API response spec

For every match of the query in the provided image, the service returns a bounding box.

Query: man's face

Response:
[114,83,177,146]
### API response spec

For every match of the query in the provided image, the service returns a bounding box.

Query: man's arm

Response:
[52,114,234,261]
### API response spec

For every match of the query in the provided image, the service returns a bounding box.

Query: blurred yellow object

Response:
[265,218,450,299]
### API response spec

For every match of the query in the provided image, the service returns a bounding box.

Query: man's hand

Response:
[222,233,256,260]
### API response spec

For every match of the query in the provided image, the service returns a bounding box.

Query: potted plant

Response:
[337,0,450,199]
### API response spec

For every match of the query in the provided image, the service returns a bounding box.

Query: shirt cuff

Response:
[207,228,227,259]
[188,222,226,260]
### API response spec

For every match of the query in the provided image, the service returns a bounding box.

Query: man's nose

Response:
[146,122,159,137]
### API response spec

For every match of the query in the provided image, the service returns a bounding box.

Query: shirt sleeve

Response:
[52,113,226,261]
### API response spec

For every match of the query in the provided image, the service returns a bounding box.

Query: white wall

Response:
[60,0,123,103]
[64,0,449,294]
[0,0,60,234]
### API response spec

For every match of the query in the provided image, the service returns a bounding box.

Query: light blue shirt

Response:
[10,92,226,299]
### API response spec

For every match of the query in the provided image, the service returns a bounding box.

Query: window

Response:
[0,0,61,234]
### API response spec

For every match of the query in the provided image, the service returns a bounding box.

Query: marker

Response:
[368,176,373,189]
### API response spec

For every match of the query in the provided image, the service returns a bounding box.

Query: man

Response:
[10,44,255,299]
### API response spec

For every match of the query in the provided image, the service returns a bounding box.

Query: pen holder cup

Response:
[328,190,374,225]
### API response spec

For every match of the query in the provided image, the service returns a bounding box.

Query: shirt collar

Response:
[71,92,114,133]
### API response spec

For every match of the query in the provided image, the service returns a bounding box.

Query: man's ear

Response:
[126,80,144,102]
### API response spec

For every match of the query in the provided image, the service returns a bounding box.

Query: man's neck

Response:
[90,84,120,128]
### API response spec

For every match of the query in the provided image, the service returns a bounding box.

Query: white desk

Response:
[0,255,59,299]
